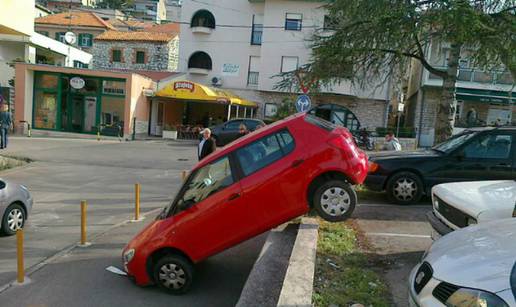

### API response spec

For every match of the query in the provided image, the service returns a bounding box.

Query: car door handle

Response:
[495,163,511,168]
[291,159,304,168]
[228,193,240,201]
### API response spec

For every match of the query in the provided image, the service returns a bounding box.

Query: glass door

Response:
[71,95,84,133]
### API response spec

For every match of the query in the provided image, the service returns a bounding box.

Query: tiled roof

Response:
[94,31,176,42]
[144,22,180,34]
[35,11,115,29]
[111,19,153,31]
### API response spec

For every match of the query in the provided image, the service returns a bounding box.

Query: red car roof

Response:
[196,113,307,169]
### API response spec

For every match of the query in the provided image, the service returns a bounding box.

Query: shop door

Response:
[83,97,97,133]
[71,95,84,133]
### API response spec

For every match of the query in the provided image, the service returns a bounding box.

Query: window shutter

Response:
[78,34,84,46]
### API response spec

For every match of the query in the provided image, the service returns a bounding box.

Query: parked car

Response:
[428,180,516,240]
[0,180,33,236]
[208,118,265,146]
[409,218,516,306]
[123,113,368,294]
[366,127,515,205]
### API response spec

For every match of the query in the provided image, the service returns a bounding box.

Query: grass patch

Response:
[0,155,30,171]
[313,220,391,307]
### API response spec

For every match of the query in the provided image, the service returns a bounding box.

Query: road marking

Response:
[366,232,431,238]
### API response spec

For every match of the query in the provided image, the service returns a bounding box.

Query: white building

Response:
[178,0,391,129]
[1,0,92,109]
[405,41,515,146]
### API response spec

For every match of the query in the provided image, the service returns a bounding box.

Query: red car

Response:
[123,113,368,294]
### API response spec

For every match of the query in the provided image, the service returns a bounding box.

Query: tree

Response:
[289,0,515,143]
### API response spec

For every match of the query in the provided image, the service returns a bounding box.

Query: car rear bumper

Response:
[426,212,453,237]
[364,174,386,191]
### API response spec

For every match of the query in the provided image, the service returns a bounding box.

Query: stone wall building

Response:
[92,31,179,72]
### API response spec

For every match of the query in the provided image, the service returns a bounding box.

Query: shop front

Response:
[15,64,154,138]
[150,80,257,138]
[455,88,515,128]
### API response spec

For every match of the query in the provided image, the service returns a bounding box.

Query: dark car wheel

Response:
[386,172,423,205]
[313,180,356,222]
[153,254,194,295]
[1,203,26,236]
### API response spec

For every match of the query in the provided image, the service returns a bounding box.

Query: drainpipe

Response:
[384,74,393,128]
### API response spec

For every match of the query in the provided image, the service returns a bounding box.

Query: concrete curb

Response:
[277,217,319,307]
[236,217,319,307]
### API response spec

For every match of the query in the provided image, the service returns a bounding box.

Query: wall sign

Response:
[70,77,85,90]
[102,80,125,95]
[174,81,195,92]
[222,64,240,76]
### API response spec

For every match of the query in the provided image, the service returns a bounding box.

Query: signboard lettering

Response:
[174,81,195,92]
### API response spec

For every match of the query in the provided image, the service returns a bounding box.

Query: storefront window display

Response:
[34,91,57,129]
[33,72,127,134]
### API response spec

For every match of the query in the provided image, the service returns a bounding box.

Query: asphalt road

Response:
[0,137,267,306]
[354,195,433,307]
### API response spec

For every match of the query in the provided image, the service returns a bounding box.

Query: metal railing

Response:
[429,67,514,85]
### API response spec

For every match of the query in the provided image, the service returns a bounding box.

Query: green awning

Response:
[456,88,514,105]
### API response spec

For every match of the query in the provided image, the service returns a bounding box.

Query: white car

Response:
[427,180,516,239]
[409,218,516,306]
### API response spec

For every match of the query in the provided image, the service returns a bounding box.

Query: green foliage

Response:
[314,220,391,307]
[273,97,297,121]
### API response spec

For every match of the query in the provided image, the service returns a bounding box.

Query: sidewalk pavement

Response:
[0,211,267,307]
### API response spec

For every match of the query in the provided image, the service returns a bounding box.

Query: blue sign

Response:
[295,95,311,112]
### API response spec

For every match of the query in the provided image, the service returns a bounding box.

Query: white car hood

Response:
[426,218,516,294]
[433,181,516,218]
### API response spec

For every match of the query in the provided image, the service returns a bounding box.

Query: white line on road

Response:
[366,232,431,238]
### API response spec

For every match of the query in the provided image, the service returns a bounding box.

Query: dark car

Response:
[365,127,515,205]
[210,118,265,146]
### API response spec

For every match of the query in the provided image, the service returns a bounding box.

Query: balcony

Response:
[429,67,514,86]
[247,71,259,86]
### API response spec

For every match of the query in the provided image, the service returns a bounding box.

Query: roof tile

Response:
[35,11,115,30]
[94,30,176,42]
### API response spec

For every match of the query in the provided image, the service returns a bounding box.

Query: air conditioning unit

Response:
[211,76,223,87]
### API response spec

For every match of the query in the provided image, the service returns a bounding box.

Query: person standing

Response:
[0,103,12,149]
[198,128,216,161]
[383,131,402,151]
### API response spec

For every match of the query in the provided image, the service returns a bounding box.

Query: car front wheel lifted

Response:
[153,254,194,295]
[313,180,356,222]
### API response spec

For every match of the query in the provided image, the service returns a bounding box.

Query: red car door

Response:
[170,155,250,261]
[235,129,308,234]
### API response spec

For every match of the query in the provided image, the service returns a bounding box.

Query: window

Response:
[281,56,299,73]
[191,9,216,28]
[463,134,513,159]
[55,32,66,43]
[136,51,146,64]
[73,61,89,68]
[188,51,212,70]
[251,14,263,45]
[177,156,234,208]
[244,120,260,131]
[37,31,49,37]
[236,130,295,176]
[224,120,243,131]
[285,13,302,31]
[78,33,93,47]
[112,49,122,63]
[247,56,260,86]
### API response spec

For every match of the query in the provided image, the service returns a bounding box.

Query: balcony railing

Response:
[429,67,514,85]
[247,71,259,85]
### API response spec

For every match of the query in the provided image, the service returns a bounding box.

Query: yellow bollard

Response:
[135,183,140,221]
[16,229,24,284]
[181,170,187,182]
[81,200,87,245]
